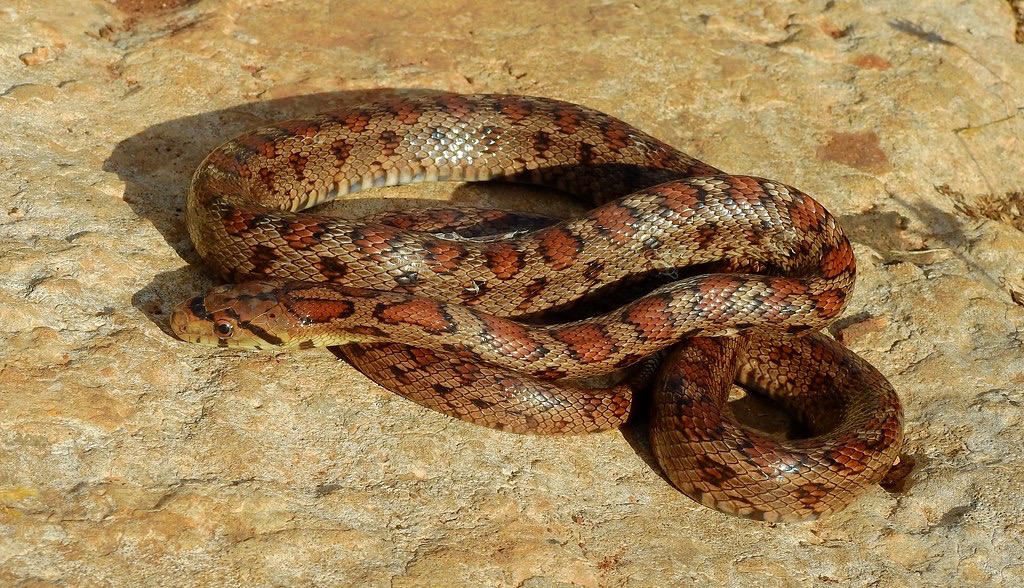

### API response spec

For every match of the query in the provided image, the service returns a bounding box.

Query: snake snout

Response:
[169,295,211,343]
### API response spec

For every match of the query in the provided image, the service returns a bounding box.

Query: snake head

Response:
[170,280,300,349]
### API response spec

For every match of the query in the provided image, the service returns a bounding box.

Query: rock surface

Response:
[2,0,1023,585]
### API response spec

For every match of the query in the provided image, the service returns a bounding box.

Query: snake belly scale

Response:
[170,93,903,522]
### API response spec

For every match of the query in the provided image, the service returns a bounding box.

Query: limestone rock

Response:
[2,0,1022,585]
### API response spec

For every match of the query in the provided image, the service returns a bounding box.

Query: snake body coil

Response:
[171,93,903,522]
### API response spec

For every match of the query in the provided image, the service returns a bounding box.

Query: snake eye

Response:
[214,320,235,339]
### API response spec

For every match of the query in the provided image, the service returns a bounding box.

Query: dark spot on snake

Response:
[243,321,285,346]
[553,107,583,134]
[692,453,738,485]
[785,324,815,335]
[598,120,634,152]
[531,130,554,155]
[536,369,566,380]
[690,185,709,207]
[732,438,765,459]
[394,271,419,287]
[623,203,648,231]
[288,152,309,180]
[694,222,720,247]
[460,280,493,304]
[809,371,836,393]
[495,96,535,121]
[248,212,272,228]
[427,126,450,144]
[477,125,503,153]
[470,398,492,410]
[792,482,831,500]
[514,277,548,312]
[378,130,401,156]
[330,139,352,164]
[257,166,276,189]
[316,257,349,280]
[188,296,210,320]
[577,141,598,165]
[664,384,696,408]
[432,383,454,397]
[582,260,605,283]
[226,135,261,159]
[422,239,469,274]
[387,364,415,385]
[336,344,364,358]
[820,449,859,473]
[642,235,663,249]
[436,94,477,116]
[248,244,280,274]
[380,101,404,117]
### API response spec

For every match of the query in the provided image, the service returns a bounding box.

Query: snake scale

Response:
[170,93,903,522]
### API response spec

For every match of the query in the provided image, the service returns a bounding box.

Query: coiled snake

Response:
[170,93,903,522]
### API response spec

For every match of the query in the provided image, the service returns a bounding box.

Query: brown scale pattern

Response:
[174,93,903,521]
[651,333,902,522]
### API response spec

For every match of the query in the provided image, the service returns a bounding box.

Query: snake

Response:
[169,93,903,522]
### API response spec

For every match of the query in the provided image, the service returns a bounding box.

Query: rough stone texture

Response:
[2,0,1023,585]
